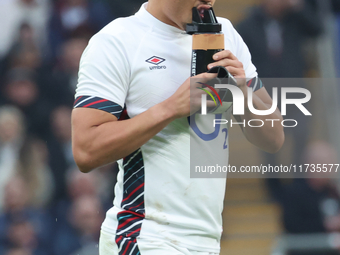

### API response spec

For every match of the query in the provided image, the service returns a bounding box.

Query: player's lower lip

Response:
[196,4,212,19]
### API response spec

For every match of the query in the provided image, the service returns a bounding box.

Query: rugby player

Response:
[72,1,284,254]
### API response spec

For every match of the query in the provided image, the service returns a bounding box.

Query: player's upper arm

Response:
[217,17,258,81]
[226,19,275,107]
[72,31,130,171]
[254,86,276,108]
[72,107,118,172]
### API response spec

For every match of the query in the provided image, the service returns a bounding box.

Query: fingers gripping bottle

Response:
[186,7,224,76]
[186,7,235,113]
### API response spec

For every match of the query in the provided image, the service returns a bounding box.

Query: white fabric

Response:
[76,3,257,253]
[99,230,219,255]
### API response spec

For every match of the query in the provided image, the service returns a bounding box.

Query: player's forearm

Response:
[72,100,177,173]
[240,91,284,153]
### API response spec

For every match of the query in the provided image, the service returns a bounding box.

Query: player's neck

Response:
[146,1,183,30]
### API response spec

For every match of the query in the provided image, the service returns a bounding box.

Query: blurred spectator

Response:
[95,163,118,211]
[53,167,99,223]
[0,106,25,212]
[5,248,33,255]
[237,0,322,78]
[0,0,50,59]
[0,105,53,210]
[0,23,54,107]
[47,105,75,203]
[0,176,52,255]
[45,37,88,106]
[1,68,52,139]
[5,219,39,254]
[17,138,54,208]
[3,176,29,216]
[53,195,103,255]
[67,169,98,200]
[49,0,112,59]
[269,141,340,236]
[237,0,323,198]
[0,23,43,82]
[269,141,340,255]
[8,23,42,71]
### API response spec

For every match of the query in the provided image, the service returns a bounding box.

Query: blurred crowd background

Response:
[0,0,144,254]
[0,0,340,255]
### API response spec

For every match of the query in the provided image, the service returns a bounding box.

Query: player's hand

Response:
[207,50,246,88]
[165,72,217,119]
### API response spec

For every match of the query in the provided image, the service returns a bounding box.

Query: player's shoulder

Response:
[93,17,135,38]
[89,15,140,46]
[216,17,241,43]
[101,16,138,36]
[216,17,235,32]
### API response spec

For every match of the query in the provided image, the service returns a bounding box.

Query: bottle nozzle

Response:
[202,7,218,24]
[186,7,221,35]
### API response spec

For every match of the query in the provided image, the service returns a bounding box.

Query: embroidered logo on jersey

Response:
[146,56,167,70]
[146,56,165,65]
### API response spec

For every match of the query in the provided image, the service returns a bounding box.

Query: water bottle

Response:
[186,7,224,76]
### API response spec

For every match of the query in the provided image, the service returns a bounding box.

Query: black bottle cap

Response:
[186,7,222,35]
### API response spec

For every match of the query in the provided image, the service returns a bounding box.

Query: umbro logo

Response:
[146,56,165,65]
[146,56,167,70]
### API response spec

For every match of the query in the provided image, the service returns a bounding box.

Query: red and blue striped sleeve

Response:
[74,96,123,119]
[247,77,264,92]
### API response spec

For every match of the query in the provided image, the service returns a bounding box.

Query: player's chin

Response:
[182,9,195,26]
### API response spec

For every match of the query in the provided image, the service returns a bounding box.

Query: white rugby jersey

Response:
[74,3,261,254]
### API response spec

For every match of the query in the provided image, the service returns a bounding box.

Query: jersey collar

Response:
[135,3,187,36]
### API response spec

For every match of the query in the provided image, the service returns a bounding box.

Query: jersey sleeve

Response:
[233,23,264,92]
[220,18,263,92]
[74,32,130,118]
